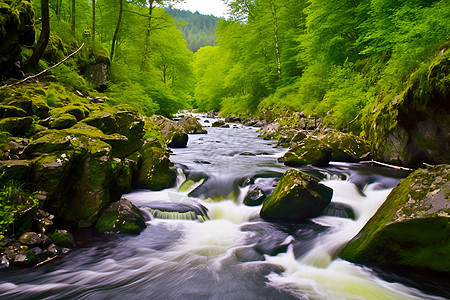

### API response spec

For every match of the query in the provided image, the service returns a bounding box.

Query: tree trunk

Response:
[27,0,50,67]
[71,0,75,35]
[92,0,95,42]
[110,0,123,62]
[140,0,155,71]
[270,0,281,80]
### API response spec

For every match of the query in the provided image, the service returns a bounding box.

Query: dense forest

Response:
[195,0,449,133]
[165,8,220,53]
[1,0,448,132]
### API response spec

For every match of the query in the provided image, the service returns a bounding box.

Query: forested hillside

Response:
[165,8,220,53]
[1,0,195,117]
[194,0,449,133]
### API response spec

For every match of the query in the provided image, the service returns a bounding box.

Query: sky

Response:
[172,0,229,18]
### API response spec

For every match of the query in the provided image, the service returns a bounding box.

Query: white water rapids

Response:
[0,115,446,299]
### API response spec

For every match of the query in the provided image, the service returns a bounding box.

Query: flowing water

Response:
[0,114,448,299]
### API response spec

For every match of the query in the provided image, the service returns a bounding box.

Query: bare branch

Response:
[360,160,414,171]
[0,43,85,90]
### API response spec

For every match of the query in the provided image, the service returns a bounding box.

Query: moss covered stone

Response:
[282,137,332,167]
[50,113,78,129]
[149,115,188,148]
[133,139,176,191]
[260,169,333,223]
[95,198,146,234]
[24,130,73,157]
[318,129,370,162]
[49,230,75,247]
[0,105,27,118]
[340,165,450,274]
[178,115,207,134]
[0,116,34,136]
[362,49,450,167]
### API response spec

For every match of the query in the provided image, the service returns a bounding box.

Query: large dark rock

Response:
[0,116,34,136]
[244,187,267,206]
[178,115,207,134]
[341,165,450,274]
[149,115,188,148]
[132,139,176,191]
[318,129,370,162]
[49,113,78,129]
[95,198,146,234]
[281,136,332,167]
[260,169,333,223]
[363,48,450,168]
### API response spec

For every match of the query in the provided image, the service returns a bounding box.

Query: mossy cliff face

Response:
[0,83,177,231]
[362,48,450,168]
[340,165,450,274]
[0,0,35,79]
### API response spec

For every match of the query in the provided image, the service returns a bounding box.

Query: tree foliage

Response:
[194,0,449,132]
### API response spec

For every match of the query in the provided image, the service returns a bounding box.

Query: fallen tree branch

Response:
[360,159,414,171]
[0,43,85,90]
[33,255,66,268]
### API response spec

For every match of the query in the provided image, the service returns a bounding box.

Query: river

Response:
[0,114,447,299]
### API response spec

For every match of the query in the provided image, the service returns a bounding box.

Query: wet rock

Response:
[96,198,146,234]
[212,120,226,127]
[225,116,242,123]
[341,164,450,274]
[322,202,356,220]
[260,169,333,223]
[259,123,281,140]
[45,243,61,257]
[244,187,267,206]
[0,116,34,136]
[49,230,75,247]
[18,232,43,246]
[132,139,176,191]
[150,116,188,148]
[178,115,207,134]
[281,137,332,167]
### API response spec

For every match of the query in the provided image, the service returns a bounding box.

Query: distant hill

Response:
[165,8,221,53]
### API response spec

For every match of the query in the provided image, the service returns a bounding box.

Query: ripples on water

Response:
[0,115,447,299]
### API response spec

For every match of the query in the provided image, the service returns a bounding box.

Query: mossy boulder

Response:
[149,115,188,148]
[363,48,450,167]
[50,105,90,121]
[282,137,332,167]
[260,169,333,223]
[0,105,27,118]
[49,230,75,247]
[0,116,33,136]
[23,130,73,157]
[132,139,176,191]
[340,165,450,274]
[178,115,207,134]
[82,111,117,134]
[49,113,78,129]
[318,129,370,162]
[95,198,146,234]
[31,151,75,196]
[6,97,49,119]
[0,159,33,182]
